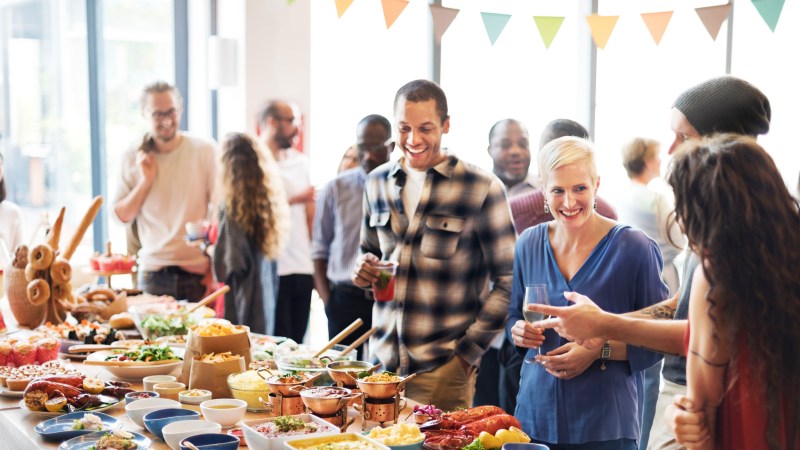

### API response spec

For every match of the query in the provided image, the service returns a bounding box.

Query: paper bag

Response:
[179,325,251,384]
[189,356,246,399]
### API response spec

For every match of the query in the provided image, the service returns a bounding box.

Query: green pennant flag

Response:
[752,0,784,31]
[481,12,512,46]
[533,16,565,49]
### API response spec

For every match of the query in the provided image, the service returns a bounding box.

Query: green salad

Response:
[105,344,181,362]
[140,314,196,338]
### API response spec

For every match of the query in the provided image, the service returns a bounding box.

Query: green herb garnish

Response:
[375,270,392,290]
[272,416,315,432]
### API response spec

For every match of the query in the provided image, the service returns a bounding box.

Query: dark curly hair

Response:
[667,134,800,450]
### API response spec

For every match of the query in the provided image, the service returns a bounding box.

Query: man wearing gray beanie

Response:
[669,75,771,154]
[517,75,772,450]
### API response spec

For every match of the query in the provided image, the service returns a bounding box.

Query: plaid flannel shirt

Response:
[360,154,516,375]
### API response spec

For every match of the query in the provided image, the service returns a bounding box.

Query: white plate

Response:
[0,385,25,397]
[19,399,123,416]
[85,347,184,380]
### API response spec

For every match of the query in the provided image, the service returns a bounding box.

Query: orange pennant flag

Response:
[585,14,619,49]
[695,3,732,41]
[335,0,354,18]
[382,0,409,29]
[641,11,673,45]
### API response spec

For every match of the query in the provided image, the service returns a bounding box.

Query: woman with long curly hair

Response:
[213,132,289,334]
[668,134,800,450]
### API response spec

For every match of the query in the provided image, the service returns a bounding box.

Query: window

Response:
[0,0,93,258]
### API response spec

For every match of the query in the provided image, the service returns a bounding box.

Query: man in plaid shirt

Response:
[352,80,516,410]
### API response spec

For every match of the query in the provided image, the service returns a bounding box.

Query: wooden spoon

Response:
[312,318,363,358]
[338,327,377,358]
[185,285,230,314]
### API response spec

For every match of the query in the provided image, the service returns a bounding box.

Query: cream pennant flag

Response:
[752,0,784,31]
[695,3,732,41]
[641,11,673,45]
[533,16,565,49]
[481,12,512,46]
[382,0,409,29]
[585,14,619,49]
[335,0,354,18]
[430,5,460,44]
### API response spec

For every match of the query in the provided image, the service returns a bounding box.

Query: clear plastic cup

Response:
[372,261,397,302]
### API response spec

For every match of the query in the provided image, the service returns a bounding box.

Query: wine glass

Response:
[523,284,550,363]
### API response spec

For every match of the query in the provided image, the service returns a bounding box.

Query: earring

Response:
[544,202,550,214]
[593,199,597,210]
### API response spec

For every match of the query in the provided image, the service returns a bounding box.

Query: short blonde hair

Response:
[538,136,597,187]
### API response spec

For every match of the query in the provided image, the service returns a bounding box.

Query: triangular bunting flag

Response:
[641,11,673,45]
[533,16,565,49]
[752,0,784,31]
[430,5,460,44]
[585,14,619,49]
[335,0,354,18]
[381,0,409,29]
[695,3,732,41]
[481,12,512,46]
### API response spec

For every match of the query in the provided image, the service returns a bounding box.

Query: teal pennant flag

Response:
[481,12,512,46]
[752,0,784,31]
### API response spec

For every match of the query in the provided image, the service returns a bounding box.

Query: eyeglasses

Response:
[149,108,178,121]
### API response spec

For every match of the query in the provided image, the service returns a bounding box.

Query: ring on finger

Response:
[561,369,568,377]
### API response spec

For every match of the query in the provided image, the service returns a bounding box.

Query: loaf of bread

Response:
[108,312,134,329]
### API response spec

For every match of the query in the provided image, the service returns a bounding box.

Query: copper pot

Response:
[356,373,417,399]
[257,369,320,396]
[292,386,360,414]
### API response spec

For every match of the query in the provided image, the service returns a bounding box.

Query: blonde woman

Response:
[509,136,667,449]
[213,132,289,334]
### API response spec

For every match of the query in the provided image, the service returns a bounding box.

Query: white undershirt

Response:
[402,166,427,219]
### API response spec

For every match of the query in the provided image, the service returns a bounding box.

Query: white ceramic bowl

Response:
[199,398,247,429]
[239,414,340,449]
[125,397,182,428]
[86,348,184,380]
[163,420,222,450]
[143,375,177,392]
[178,389,212,405]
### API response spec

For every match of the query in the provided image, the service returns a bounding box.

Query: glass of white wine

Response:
[523,284,550,363]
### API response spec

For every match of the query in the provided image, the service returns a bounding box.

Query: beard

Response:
[275,133,294,150]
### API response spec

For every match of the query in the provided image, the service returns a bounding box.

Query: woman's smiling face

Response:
[544,161,599,230]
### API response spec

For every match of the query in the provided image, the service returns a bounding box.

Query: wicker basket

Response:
[4,262,47,328]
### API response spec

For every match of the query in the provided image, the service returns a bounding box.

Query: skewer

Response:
[312,318,363,358]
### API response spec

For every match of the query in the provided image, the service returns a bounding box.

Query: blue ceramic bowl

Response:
[179,433,240,450]
[387,437,425,450]
[502,444,551,450]
[125,391,160,405]
[143,408,200,440]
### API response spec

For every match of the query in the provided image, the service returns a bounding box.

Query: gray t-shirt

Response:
[661,251,698,386]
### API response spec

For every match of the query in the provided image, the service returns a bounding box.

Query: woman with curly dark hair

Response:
[668,134,800,450]
[213,132,289,334]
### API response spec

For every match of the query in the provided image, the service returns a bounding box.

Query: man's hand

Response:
[351,252,380,288]
[510,319,545,349]
[536,342,597,380]
[666,395,710,449]
[136,150,157,185]
[289,186,315,205]
[527,291,609,350]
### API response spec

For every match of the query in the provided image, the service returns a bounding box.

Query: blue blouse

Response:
[505,223,667,444]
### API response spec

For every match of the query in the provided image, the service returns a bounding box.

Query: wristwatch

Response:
[600,341,612,371]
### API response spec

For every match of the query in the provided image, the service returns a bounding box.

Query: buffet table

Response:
[0,360,420,449]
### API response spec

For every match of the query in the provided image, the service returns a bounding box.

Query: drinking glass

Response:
[523,284,550,363]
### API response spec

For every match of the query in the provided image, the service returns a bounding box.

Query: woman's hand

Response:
[511,320,545,349]
[666,395,710,449]
[536,342,597,380]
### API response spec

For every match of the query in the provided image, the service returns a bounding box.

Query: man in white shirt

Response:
[114,81,216,301]
[256,100,315,343]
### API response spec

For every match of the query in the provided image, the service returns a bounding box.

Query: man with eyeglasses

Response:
[256,100,316,343]
[312,115,393,359]
[113,81,216,301]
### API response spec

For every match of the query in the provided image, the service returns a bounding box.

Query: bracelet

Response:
[600,341,612,371]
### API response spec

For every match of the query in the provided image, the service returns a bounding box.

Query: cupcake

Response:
[35,338,60,364]
[0,340,12,367]
[12,341,36,367]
